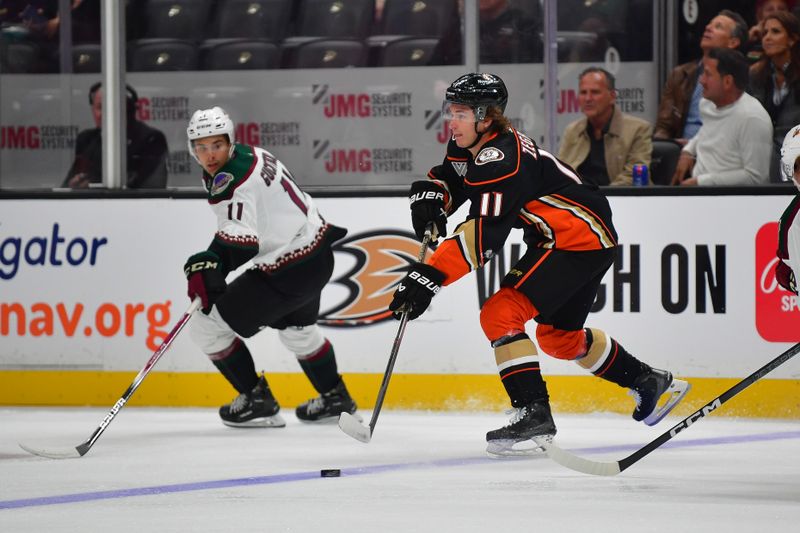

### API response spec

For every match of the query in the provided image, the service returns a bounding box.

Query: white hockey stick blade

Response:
[533,438,621,476]
[338,412,372,443]
[18,442,82,460]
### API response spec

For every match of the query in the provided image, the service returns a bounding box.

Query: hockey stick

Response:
[535,341,800,476]
[338,226,434,443]
[19,298,202,459]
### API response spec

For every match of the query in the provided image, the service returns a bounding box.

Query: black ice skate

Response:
[219,375,286,428]
[485,399,557,458]
[296,379,358,423]
[629,367,691,426]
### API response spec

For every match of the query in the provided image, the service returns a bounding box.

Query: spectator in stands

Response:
[746,0,794,62]
[477,0,542,63]
[435,0,542,64]
[38,0,100,43]
[564,13,614,63]
[558,67,652,186]
[62,82,169,189]
[654,9,748,144]
[671,48,773,186]
[748,11,800,182]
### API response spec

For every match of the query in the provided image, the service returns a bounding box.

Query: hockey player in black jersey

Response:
[389,73,691,456]
[184,106,358,428]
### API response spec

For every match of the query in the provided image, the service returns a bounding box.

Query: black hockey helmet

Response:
[444,73,508,121]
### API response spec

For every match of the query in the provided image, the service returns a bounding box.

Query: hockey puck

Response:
[320,469,341,478]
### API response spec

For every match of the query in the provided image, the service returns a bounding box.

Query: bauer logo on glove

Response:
[409,180,448,241]
[409,190,445,204]
[389,262,446,320]
[408,270,441,294]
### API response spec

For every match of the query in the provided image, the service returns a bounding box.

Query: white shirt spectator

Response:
[683,92,773,185]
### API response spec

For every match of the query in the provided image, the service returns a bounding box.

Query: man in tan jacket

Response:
[558,67,652,186]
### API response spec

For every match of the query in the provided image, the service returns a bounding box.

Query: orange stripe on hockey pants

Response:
[479,287,538,341]
[536,324,586,360]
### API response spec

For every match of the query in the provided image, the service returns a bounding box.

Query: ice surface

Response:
[1,408,799,532]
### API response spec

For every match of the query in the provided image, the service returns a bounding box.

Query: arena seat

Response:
[0,41,42,73]
[295,0,375,39]
[213,0,292,41]
[650,139,683,186]
[377,37,440,67]
[142,0,214,40]
[128,38,199,71]
[379,0,457,37]
[72,44,102,73]
[201,39,280,70]
[289,38,367,69]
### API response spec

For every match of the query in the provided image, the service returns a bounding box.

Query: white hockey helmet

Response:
[780,124,800,187]
[186,106,235,162]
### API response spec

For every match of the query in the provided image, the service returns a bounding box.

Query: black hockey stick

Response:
[339,226,434,443]
[536,341,800,476]
[19,298,202,459]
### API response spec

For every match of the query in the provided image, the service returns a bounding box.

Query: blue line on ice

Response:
[2,430,799,510]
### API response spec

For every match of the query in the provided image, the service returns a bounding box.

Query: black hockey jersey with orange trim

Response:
[425,128,618,285]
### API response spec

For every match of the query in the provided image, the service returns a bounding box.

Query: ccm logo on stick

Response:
[668,398,722,437]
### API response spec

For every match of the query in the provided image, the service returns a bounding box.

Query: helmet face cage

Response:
[187,106,235,164]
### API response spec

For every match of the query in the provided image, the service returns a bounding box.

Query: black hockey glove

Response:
[409,180,447,241]
[776,259,797,294]
[184,250,227,313]
[389,262,445,320]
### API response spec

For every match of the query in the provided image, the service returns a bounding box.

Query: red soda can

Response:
[633,164,648,186]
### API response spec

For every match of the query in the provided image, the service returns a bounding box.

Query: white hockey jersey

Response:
[778,195,800,292]
[202,143,331,273]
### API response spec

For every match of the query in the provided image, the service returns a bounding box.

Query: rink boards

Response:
[1,195,800,417]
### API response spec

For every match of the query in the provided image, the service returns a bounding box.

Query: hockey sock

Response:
[208,338,259,393]
[576,328,648,388]
[297,339,341,394]
[493,333,549,407]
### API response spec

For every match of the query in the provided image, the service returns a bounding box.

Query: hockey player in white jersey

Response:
[776,125,800,295]
[184,106,358,427]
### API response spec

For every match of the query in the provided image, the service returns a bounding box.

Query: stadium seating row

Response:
[1,0,459,73]
[130,0,457,43]
[15,36,442,73]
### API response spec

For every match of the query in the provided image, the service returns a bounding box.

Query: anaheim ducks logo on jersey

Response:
[318,230,432,327]
[210,172,235,195]
[475,147,504,165]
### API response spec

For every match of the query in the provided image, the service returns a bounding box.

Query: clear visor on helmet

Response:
[441,101,485,122]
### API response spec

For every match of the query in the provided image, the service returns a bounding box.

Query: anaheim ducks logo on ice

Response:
[318,230,432,327]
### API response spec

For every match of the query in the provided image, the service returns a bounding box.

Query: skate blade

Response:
[485,435,552,459]
[222,413,287,428]
[643,379,691,426]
